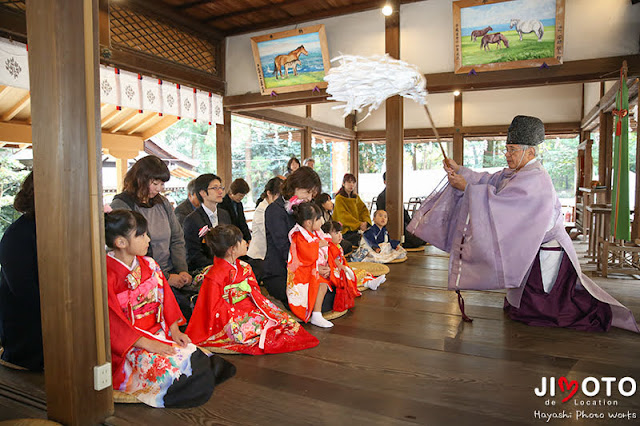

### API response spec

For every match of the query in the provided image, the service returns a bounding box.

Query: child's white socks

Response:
[310,312,334,328]
[365,274,386,290]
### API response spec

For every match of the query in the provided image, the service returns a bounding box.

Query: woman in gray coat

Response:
[110,155,192,318]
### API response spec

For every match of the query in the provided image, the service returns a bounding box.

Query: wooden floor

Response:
[2,241,640,425]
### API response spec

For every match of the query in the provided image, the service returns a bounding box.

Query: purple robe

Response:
[408,161,639,333]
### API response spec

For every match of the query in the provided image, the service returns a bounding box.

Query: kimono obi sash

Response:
[222,279,252,304]
[116,263,164,330]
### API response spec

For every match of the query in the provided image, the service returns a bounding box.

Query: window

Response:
[231,115,301,209]
[358,141,386,208]
[404,140,451,202]
[311,135,350,197]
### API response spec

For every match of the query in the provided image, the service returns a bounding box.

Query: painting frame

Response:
[453,0,565,74]
[251,24,331,95]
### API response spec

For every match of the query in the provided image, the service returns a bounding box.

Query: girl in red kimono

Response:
[186,224,318,354]
[287,202,335,328]
[105,210,235,408]
[322,220,385,310]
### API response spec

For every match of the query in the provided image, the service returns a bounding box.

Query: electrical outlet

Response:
[94,362,112,391]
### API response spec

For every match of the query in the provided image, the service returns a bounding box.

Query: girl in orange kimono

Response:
[105,210,235,408]
[322,220,386,311]
[287,201,335,328]
[186,224,319,354]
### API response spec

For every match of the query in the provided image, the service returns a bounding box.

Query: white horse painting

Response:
[510,18,544,41]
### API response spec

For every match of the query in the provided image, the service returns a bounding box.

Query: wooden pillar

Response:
[302,104,312,161]
[453,93,463,164]
[26,0,113,424]
[385,0,403,240]
[115,158,127,193]
[346,114,358,181]
[633,125,640,240]
[216,108,232,186]
[598,111,613,203]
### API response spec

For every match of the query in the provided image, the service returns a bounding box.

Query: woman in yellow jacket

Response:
[332,173,371,246]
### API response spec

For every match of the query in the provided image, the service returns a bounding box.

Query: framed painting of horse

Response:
[251,24,331,95]
[453,0,565,74]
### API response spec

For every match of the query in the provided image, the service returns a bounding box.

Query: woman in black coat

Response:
[0,172,43,371]
[263,167,334,311]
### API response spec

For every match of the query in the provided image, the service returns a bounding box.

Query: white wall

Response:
[226,0,640,129]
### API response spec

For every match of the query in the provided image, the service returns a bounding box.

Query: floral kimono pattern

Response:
[286,224,332,322]
[186,257,318,354]
[107,254,233,408]
[327,242,364,312]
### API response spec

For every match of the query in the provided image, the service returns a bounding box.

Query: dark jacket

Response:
[376,188,411,225]
[183,205,232,272]
[174,198,197,226]
[263,196,296,279]
[219,194,251,242]
[363,224,400,250]
[0,214,43,371]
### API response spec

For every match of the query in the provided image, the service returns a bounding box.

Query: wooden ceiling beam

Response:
[110,110,140,133]
[101,109,122,127]
[204,0,312,24]
[425,54,640,94]
[356,122,580,140]
[1,93,30,121]
[224,89,330,112]
[0,85,10,102]
[175,0,220,11]
[127,112,160,135]
[223,0,424,36]
[238,108,356,140]
[140,115,180,140]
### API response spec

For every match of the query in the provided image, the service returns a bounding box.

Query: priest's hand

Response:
[135,336,176,356]
[447,172,467,191]
[443,158,460,174]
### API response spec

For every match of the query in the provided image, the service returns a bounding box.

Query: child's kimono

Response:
[353,224,407,263]
[107,253,235,408]
[286,224,332,321]
[326,242,364,311]
[186,257,318,354]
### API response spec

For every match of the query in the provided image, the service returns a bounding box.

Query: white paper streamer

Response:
[323,54,428,122]
[161,81,180,116]
[118,70,142,110]
[99,65,120,106]
[196,90,212,123]
[141,76,162,113]
[0,38,29,90]
[180,86,196,120]
[211,94,223,125]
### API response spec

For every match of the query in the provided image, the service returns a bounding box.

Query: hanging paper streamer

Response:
[180,86,196,120]
[196,90,212,124]
[287,131,292,146]
[99,65,120,106]
[0,38,29,90]
[324,54,427,121]
[118,70,142,110]
[211,93,223,125]
[141,76,162,113]
[161,81,180,117]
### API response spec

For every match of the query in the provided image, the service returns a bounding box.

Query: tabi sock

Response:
[310,312,334,328]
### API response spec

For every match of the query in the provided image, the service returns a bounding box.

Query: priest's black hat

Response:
[506,115,545,146]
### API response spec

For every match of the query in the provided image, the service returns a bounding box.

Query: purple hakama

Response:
[408,161,638,333]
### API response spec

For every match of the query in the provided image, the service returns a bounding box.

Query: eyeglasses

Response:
[207,185,225,192]
[502,147,525,155]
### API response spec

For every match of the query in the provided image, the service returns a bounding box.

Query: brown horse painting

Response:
[274,45,308,79]
[470,26,492,42]
[481,33,509,51]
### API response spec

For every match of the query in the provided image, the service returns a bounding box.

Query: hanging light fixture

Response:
[381,4,393,16]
